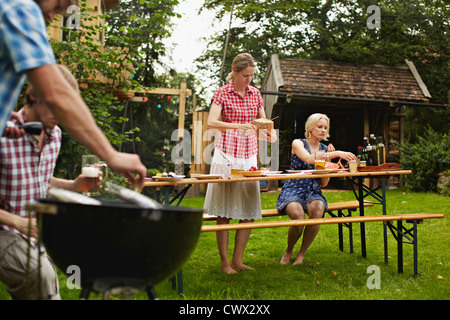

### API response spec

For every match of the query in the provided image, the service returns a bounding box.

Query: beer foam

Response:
[82,166,100,178]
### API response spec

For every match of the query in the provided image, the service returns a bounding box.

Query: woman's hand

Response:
[337,151,357,162]
[257,128,278,143]
[236,123,256,135]
[327,143,336,152]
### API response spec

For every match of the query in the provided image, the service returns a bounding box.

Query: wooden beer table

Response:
[144,169,412,260]
[144,169,413,295]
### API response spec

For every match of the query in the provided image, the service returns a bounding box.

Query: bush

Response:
[399,128,450,192]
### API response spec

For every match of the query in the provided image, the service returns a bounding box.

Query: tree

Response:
[106,0,181,86]
[51,0,180,179]
[196,0,449,140]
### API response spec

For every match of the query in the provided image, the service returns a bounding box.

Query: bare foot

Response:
[222,265,237,274]
[280,251,293,265]
[292,252,305,265]
[231,263,254,271]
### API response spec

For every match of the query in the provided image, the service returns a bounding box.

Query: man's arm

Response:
[0,209,38,238]
[26,64,147,187]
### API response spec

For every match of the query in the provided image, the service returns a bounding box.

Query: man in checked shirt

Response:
[0,0,147,190]
[0,65,100,300]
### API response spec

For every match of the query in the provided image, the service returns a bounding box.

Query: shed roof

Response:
[272,56,431,103]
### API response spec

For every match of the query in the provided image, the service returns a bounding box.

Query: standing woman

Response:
[205,53,273,274]
[276,113,357,265]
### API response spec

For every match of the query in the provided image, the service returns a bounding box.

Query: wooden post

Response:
[175,83,187,180]
[178,82,187,139]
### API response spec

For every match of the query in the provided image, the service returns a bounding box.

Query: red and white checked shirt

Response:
[0,109,61,236]
[212,82,264,159]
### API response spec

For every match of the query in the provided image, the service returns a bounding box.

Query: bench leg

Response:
[331,209,354,253]
[387,220,420,277]
[397,220,403,274]
[338,210,344,252]
[348,210,354,254]
[332,209,354,253]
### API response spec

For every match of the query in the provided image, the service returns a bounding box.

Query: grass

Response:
[1,187,449,301]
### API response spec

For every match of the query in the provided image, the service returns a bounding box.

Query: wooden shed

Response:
[261,54,434,172]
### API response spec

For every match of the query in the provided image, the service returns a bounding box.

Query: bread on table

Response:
[253,118,274,138]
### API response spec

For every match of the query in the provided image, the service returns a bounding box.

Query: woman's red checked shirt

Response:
[0,109,61,235]
[212,82,263,159]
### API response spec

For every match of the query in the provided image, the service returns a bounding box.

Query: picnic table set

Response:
[28,164,443,299]
[141,164,443,296]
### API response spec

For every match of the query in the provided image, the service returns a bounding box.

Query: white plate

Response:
[152,175,185,181]
[192,174,223,180]
[287,170,305,174]
[241,171,266,177]
[311,169,332,174]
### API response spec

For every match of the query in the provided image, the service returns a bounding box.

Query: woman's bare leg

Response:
[231,219,254,271]
[280,203,306,265]
[293,200,325,265]
[216,216,236,274]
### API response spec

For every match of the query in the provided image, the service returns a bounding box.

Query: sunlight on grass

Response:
[1,188,448,300]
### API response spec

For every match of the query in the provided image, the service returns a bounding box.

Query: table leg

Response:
[358,177,367,258]
[381,177,388,265]
[413,220,418,277]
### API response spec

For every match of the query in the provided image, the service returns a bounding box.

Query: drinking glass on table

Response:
[231,159,244,178]
[81,155,108,196]
[349,160,358,173]
[314,152,325,170]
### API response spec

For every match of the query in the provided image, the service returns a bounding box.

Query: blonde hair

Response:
[57,65,79,92]
[226,53,256,84]
[304,113,330,140]
[26,65,79,105]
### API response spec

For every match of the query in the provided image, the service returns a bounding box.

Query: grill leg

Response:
[177,269,184,297]
[79,286,92,300]
[146,286,159,300]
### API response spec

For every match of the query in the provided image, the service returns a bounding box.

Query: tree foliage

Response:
[51,0,182,178]
[399,128,450,192]
[197,0,449,137]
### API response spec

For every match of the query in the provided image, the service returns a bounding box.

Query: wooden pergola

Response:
[126,83,192,138]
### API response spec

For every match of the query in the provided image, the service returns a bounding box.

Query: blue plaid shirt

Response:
[0,0,56,135]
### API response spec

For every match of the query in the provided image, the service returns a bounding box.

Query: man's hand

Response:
[2,112,26,139]
[15,216,38,239]
[105,152,148,189]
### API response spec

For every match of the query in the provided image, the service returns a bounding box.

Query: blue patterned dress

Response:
[276,139,328,215]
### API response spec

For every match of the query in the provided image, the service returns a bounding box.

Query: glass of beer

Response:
[81,155,108,196]
[314,152,325,170]
[349,160,357,173]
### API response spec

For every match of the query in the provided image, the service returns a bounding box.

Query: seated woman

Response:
[276,113,357,265]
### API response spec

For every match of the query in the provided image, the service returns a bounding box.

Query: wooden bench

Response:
[203,200,374,220]
[201,213,444,277]
[203,200,375,253]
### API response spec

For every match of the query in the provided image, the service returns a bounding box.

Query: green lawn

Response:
[1,188,448,301]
